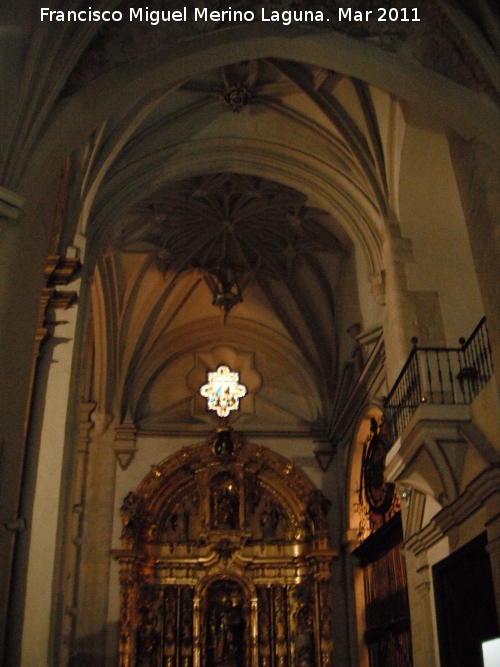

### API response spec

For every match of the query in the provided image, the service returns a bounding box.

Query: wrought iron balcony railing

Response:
[384,317,494,442]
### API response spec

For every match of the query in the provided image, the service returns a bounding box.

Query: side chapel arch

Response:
[115,426,336,667]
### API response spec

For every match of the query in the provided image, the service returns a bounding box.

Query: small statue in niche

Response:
[170,502,189,541]
[120,491,144,544]
[206,579,246,666]
[306,489,330,532]
[259,500,280,540]
[121,491,137,512]
[212,479,240,530]
[213,427,234,456]
[216,487,239,529]
[244,473,261,518]
[209,596,244,664]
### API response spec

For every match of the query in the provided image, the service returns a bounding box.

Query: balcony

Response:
[384,317,494,443]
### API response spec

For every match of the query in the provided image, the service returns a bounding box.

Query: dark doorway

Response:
[433,532,499,667]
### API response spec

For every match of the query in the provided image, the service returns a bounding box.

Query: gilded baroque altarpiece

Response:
[114,425,336,667]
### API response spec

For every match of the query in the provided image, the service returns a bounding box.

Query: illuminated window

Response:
[200,365,247,417]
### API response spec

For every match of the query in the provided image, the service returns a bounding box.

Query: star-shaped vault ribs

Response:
[200,366,247,418]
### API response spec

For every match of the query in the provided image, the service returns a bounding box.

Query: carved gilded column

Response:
[274,585,288,666]
[251,596,259,667]
[293,578,316,667]
[257,586,271,667]
[180,586,194,667]
[117,555,136,667]
[287,584,299,667]
[318,579,334,667]
[164,586,177,667]
[193,595,201,667]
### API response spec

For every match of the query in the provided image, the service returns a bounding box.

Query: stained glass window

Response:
[200,365,247,417]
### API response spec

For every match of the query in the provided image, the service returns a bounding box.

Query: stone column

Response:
[72,418,117,666]
[58,400,96,667]
[0,203,50,658]
[380,222,418,388]
[404,549,439,667]
[448,136,500,395]
[19,285,82,666]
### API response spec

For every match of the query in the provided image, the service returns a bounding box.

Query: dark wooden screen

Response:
[354,513,413,667]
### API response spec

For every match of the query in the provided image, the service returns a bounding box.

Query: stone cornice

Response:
[405,466,500,555]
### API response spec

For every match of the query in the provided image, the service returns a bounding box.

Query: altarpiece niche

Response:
[114,424,336,667]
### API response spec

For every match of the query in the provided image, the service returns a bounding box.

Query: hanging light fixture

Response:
[204,260,243,323]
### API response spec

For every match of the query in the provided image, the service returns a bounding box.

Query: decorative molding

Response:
[36,254,81,352]
[136,428,326,439]
[0,185,24,219]
[47,290,78,310]
[115,451,136,471]
[314,448,335,472]
[3,517,27,532]
[405,467,500,556]
[45,255,81,286]
[402,487,426,541]
[91,411,113,436]
[114,424,138,471]
[77,402,97,454]
[368,270,386,306]
[210,538,240,563]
